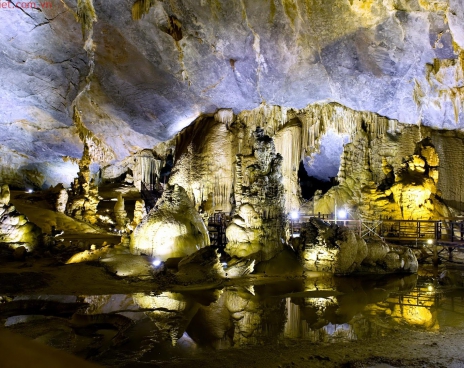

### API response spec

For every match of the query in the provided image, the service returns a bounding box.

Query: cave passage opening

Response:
[298,130,350,200]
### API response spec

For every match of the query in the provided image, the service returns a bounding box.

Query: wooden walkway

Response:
[290,215,464,248]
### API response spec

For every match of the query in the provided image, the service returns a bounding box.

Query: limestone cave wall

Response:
[2,0,464,191]
[167,102,464,220]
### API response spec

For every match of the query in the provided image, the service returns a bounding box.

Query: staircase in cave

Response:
[207,212,229,250]
[140,181,163,212]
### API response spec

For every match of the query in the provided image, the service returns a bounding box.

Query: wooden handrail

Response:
[289,216,464,244]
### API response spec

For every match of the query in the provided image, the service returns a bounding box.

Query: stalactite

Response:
[76,0,97,39]
[134,149,161,190]
[214,108,234,126]
[291,103,399,165]
[238,104,288,136]
[235,155,243,208]
[131,0,156,20]
[73,107,116,164]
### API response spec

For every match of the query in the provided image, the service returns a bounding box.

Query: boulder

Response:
[298,218,367,274]
[13,246,27,261]
[0,185,10,206]
[254,248,303,277]
[359,239,418,274]
[298,219,417,275]
[0,186,42,251]
[176,247,225,283]
[130,184,209,260]
[224,258,255,278]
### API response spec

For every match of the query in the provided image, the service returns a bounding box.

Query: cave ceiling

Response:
[1,0,464,187]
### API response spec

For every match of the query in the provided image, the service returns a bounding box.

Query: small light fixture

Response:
[338,209,347,219]
[427,285,434,292]
[222,262,228,268]
[27,189,33,193]
[290,211,299,220]
[153,259,162,267]
[427,239,434,245]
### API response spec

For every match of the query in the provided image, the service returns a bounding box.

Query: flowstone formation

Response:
[0,185,42,251]
[130,184,210,260]
[169,111,235,213]
[365,138,449,220]
[132,149,162,191]
[297,218,417,275]
[317,133,450,220]
[226,127,285,261]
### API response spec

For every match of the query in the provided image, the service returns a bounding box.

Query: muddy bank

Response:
[155,328,464,368]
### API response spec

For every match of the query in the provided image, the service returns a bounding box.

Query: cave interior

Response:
[2,0,464,367]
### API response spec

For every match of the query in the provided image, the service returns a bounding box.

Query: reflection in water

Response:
[0,273,458,366]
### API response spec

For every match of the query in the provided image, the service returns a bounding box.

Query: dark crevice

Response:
[298,160,337,200]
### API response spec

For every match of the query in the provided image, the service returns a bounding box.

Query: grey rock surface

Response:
[1,0,463,186]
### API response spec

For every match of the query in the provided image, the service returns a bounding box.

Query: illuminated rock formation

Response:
[114,193,129,231]
[225,127,285,261]
[313,116,452,219]
[53,185,68,214]
[345,137,449,220]
[133,149,162,191]
[297,218,418,274]
[0,185,42,251]
[387,139,448,219]
[130,184,210,260]
[225,204,263,258]
[224,258,255,278]
[360,239,418,274]
[170,115,286,261]
[129,199,147,231]
[297,218,367,274]
[66,139,101,225]
[169,113,235,213]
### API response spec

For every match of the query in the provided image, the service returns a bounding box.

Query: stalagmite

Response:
[66,140,101,225]
[225,128,286,261]
[114,193,128,231]
[130,184,210,260]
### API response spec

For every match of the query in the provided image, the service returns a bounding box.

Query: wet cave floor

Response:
[2,191,464,367]
[1,258,464,368]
